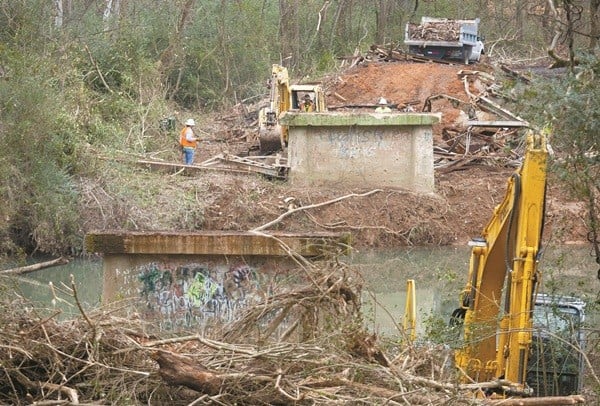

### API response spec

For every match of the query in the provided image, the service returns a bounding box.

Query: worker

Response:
[179,118,200,165]
[300,94,315,112]
[375,98,392,112]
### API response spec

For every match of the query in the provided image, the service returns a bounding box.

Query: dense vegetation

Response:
[0,0,598,256]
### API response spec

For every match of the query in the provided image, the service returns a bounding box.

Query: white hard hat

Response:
[185,118,196,126]
[378,98,387,105]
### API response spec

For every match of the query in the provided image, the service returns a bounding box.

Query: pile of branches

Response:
[434,126,525,173]
[0,265,576,405]
[406,21,463,42]
[0,288,170,404]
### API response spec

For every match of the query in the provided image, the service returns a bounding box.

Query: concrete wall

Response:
[101,253,299,331]
[85,231,351,332]
[280,112,440,193]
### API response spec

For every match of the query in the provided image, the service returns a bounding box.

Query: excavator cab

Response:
[257,64,327,154]
[527,295,586,396]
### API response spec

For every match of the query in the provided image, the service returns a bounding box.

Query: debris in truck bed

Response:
[406,21,464,42]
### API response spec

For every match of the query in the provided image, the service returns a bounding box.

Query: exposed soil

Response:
[82,59,587,251]
[184,59,583,250]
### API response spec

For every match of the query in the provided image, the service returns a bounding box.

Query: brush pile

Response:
[406,20,464,42]
[0,265,587,405]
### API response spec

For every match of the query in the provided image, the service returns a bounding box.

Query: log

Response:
[151,351,223,395]
[333,92,347,102]
[151,351,292,403]
[499,64,531,84]
[0,257,69,275]
[486,395,585,405]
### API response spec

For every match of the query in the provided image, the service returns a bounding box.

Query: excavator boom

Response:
[454,131,548,393]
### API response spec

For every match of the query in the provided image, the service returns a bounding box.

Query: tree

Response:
[590,0,600,50]
[519,57,600,278]
[279,0,299,68]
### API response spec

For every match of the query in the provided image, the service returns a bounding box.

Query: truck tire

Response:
[463,45,473,65]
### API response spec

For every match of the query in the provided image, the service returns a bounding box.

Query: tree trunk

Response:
[103,0,113,22]
[515,0,526,41]
[279,0,300,68]
[375,0,390,44]
[54,0,63,28]
[0,257,69,275]
[163,0,196,100]
[590,0,600,50]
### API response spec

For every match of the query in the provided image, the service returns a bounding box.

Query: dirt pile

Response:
[143,60,586,249]
[325,61,468,112]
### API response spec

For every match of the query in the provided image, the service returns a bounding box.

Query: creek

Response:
[6,245,600,338]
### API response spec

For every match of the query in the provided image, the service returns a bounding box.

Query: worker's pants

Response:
[183,147,195,165]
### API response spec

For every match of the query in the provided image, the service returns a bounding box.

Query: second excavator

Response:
[257,64,326,154]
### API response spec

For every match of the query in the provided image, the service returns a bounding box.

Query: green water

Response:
[2,245,598,331]
[3,258,103,318]
[351,245,600,338]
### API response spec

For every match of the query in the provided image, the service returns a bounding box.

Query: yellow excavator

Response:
[257,64,327,154]
[449,129,586,399]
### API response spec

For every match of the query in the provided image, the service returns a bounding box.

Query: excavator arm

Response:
[258,65,291,153]
[453,130,548,395]
[257,64,327,154]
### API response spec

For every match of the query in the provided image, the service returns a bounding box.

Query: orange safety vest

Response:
[180,126,197,148]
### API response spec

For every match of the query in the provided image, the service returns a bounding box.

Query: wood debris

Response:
[406,20,464,42]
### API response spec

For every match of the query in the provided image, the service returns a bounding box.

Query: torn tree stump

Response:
[151,351,224,395]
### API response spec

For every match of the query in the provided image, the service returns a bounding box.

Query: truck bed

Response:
[405,19,479,47]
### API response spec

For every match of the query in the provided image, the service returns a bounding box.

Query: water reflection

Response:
[4,245,598,334]
[351,245,599,338]
[9,258,103,318]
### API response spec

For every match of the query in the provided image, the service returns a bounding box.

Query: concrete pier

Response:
[281,112,440,193]
[85,230,351,331]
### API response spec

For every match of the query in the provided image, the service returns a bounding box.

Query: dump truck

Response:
[404,17,484,64]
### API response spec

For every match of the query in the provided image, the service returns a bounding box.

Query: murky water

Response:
[6,258,103,318]
[352,245,599,338]
[4,245,599,335]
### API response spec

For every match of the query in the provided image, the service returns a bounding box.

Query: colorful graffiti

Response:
[137,262,260,330]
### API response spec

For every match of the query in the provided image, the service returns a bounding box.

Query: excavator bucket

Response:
[259,125,283,154]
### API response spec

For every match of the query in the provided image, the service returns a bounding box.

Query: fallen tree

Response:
[0,257,69,275]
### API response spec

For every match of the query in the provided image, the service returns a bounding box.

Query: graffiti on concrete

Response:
[137,262,260,330]
[316,129,393,158]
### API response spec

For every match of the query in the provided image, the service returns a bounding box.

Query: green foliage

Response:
[0,48,81,255]
[422,311,461,347]
[0,0,598,256]
[517,56,600,201]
